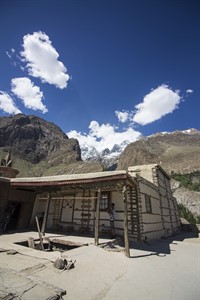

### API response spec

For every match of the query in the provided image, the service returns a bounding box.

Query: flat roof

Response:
[128,164,170,179]
[10,170,136,188]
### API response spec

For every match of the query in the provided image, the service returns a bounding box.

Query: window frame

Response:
[145,194,152,213]
[98,191,111,211]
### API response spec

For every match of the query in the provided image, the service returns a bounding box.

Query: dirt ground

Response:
[0,231,199,300]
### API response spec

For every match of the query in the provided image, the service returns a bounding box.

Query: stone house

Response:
[128,164,181,240]
[0,164,181,255]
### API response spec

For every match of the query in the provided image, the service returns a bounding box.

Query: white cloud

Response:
[20,31,69,89]
[115,110,130,123]
[133,85,181,125]
[11,77,48,113]
[6,51,12,59]
[0,92,21,114]
[5,48,18,66]
[186,89,193,94]
[67,120,141,153]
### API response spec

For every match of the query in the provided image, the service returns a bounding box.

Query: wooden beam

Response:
[35,216,44,251]
[123,185,130,257]
[94,188,101,246]
[41,192,51,234]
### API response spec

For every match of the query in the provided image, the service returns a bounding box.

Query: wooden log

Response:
[28,237,35,249]
[94,188,101,246]
[123,186,130,257]
[41,192,51,234]
[35,216,44,251]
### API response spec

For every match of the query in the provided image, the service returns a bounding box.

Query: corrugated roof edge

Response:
[9,170,136,187]
[128,164,170,179]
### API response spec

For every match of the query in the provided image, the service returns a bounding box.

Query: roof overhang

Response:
[10,171,136,190]
[0,177,11,183]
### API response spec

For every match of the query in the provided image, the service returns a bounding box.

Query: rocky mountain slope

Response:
[0,114,103,176]
[116,129,200,219]
[171,179,200,218]
[117,129,200,174]
[0,113,199,176]
[0,114,199,217]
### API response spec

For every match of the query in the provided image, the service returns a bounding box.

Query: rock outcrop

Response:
[0,114,81,166]
[117,130,200,174]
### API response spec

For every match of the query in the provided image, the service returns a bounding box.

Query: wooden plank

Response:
[41,192,51,234]
[81,213,91,217]
[123,186,130,258]
[94,188,101,246]
[81,219,91,222]
[35,216,44,251]
[81,205,91,208]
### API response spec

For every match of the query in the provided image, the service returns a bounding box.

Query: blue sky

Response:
[0,0,199,152]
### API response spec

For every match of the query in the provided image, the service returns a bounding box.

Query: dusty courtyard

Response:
[0,231,199,300]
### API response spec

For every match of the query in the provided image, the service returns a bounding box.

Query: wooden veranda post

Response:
[123,185,130,257]
[95,188,101,246]
[41,192,51,234]
[35,216,44,251]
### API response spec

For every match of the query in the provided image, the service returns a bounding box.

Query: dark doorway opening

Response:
[6,202,21,231]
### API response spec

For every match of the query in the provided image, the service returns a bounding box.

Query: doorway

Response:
[60,196,75,223]
[6,202,22,231]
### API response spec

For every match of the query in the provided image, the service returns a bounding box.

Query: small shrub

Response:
[178,203,200,224]
[171,171,200,191]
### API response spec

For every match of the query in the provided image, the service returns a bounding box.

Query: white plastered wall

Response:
[31,189,126,237]
[128,164,181,240]
[137,177,165,240]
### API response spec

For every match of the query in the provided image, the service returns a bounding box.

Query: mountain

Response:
[81,141,130,170]
[0,114,81,164]
[1,114,199,217]
[171,179,200,218]
[1,114,199,178]
[80,129,200,174]
[0,114,103,176]
[116,129,200,174]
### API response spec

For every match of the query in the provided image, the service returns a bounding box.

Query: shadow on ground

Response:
[129,231,199,258]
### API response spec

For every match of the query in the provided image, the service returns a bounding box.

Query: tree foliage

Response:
[178,203,200,224]
[171,171,200,191]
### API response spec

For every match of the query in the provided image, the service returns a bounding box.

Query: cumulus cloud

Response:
[11,77,48,113]
[0,92,21,114]
[67,120,141,153]
[6,51,12,59]
[186,89,193,94]
[115,110,130,123]
[5,48,19,67]
[20,31,69,89]
[133,85,181,125]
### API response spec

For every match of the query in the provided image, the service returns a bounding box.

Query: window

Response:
[145,194,152,213]
[60,195,75,223]
[99,192,110,211]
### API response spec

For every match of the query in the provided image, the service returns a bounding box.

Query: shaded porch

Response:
[10,171,141,257]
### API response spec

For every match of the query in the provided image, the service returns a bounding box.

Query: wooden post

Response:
[123,185,130,257]
[94,188,101,246]
[35,216,44,251]
[41,192,51,234]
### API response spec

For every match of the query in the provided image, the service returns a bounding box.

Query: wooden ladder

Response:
[127,185,142,241]
[52,198,62,230]
[152,166,166,236]
[164,176,174,234]
[80,190,91,233]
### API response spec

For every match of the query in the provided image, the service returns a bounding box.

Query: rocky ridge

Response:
[117,129,200,174]
[171,179,200,218]
[0,114,103,176]
[0,114,199,217]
